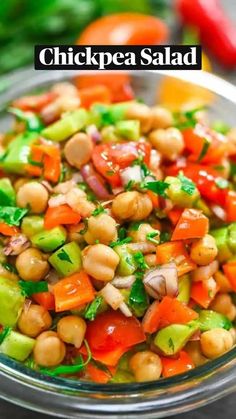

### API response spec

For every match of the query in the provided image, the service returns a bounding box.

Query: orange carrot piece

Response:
[223,261,236,291]
[79,85,111,108]
[0,223,19,236]
[156,241,196,276]
[53,271,95,312]
[171,209,209,241]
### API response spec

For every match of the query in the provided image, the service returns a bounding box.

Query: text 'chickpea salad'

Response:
[0,78,236,383]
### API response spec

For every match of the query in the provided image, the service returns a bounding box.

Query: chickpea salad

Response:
[0,81,236,384]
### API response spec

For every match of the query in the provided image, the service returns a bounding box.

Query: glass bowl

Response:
[0,69,236,419]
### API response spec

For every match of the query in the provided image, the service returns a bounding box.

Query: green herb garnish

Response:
[2,262,17,274]
[133,251,148,275]
[141,181,169,197]
[178,172,196,196]
[0,206,28,226]
[110,227,132,248]
[85,296,104,321]
[159,231,171,244]
[129,277,148,317]
[57,249,72,264]
[40,340,91,377]
[174,107,204,130]
[146,231,160,245]
[168,337,175,353]
[124,180,135,191]
[215,177,229,189]
[19,280,48,297]
[197,138,211,162]
[0,327,11,345]
[92,206,105,217]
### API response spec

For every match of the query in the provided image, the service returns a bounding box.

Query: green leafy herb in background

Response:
[0,206,28,226]
[19,280,48,297]
[0,0,171,75]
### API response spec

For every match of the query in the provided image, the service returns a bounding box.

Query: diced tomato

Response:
[225,191,236,222]
[0,223,19,236]
[79,85,112,108]
[171,209,209,241]
[168,208,183,225]
[166,161,228,206]
[85,362,115,383]
[85,310,146,352]
[142,297,198,334]
[191,278,219,308]
[161,351,195,377]
[92,142,151,187]
[183,124,236,164]
[12,92,55,112]
[80,344,128,367]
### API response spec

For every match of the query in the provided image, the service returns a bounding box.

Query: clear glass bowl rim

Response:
[0,68,235,418]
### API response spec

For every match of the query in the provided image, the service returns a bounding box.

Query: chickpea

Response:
[151,106,173,129]
[144,254,156,267]
[16,181,48,214]
[210,293,236,321]
[129,351,162,382]
[68,223,85,244]
[33,331,66,367]
[125,103,153,133]
[64,133,93,169]
[129,223,159,244]
[66,187,95,218]
[52,82,79,97]
[16,248,49,282]
[149,127,184,161]
[14,178,28,192]
[185,341,208,366]
[57,315,86,348]
[82,244,119,281]
[112,191,153,221]
[200,328,234,359]
[229,328,236,344]
[18,304,52,338]
[41,96,80,124]
[190,234,218,266]
[0,263,18,281]
[84,213,117,245]
[214,270,233,293]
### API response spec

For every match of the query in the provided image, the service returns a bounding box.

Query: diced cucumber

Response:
[115,245,136,276]
[0,178,16,206]
[21,216,44,238]
[115,120,140,141]
[177,275,191,304]
[198,310,232,332]
[41,109,88,141]
[211,227,233,262]
[0,330,35,361]
[154,322,199,356]
[49,242,82,276]
[0,277,25,327]
[31,226,67,252]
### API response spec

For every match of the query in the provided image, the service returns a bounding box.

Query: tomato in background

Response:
[76,13,168,102]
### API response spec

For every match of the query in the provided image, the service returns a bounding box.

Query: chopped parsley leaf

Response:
[141,180,169,197]
[215,177,229,189]
[197,138,211,162]
[146,231,160,245]
[124,180,135,191]
[168,337,175,353]
[92,206,106,216]
[178,172,196,196]
[0,327,12,345]
[57,249,72,264]
[85,296,104,321]
[19,280,48,297]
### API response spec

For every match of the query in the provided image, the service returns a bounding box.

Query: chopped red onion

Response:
[120,165,142,187]
[210,205,226,221]
[86,124,101,144]
[127,242,156,254]
[48,194,67,207]
[4,234,30,256]
[111,275,136,289]
[143,263,178,299]
[81,163,111,199]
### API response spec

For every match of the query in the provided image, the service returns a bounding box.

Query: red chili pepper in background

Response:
[176,0,236,68]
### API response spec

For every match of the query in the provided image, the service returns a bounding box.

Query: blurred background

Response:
[0,0,235,78]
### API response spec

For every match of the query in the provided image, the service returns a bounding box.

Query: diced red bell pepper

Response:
[223,261,236,291]
[171,209,209,241]
[161,350,194,377]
